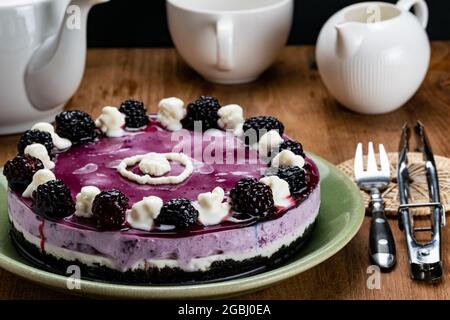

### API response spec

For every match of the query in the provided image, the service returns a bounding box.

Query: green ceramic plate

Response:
[0,154,364,299]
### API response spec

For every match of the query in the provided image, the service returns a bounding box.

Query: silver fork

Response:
[354,142,396,271]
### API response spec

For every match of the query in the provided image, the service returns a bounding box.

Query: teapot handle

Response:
[396,0,428,29]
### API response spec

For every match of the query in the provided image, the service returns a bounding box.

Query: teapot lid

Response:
[0,0,51,8]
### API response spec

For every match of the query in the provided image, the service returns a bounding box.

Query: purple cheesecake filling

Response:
[8,185,320,271]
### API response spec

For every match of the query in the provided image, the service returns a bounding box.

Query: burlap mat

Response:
[337,152,450,217]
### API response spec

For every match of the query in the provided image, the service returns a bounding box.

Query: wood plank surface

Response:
[1,43,450,299]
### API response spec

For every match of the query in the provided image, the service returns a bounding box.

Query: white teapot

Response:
[0,0,109,134]
[316,0,430,114]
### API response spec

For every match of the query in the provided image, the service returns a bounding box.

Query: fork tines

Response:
[354,142,390,182]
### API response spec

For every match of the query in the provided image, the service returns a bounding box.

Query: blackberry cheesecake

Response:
[3,97,320,284]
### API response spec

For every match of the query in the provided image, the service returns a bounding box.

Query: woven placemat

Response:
[337,152,450,217]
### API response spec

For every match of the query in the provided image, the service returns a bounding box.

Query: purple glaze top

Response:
[54,120,265,204]
[16,119,319,237]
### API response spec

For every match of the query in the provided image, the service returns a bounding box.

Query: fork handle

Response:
[369,190,396,271]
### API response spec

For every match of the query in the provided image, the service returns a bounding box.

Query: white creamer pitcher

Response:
[0,0,109,135]
[316,0,430,114]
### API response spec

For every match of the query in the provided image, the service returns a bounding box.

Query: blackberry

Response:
[17,130,54,155]
[181,96,221,131]
[119,99,149,129]
[55,110,97,145]
[276,140,305,158]
[92,189,129,230]
[32,180,75,218]
[156,198,199,229]
[264,166,307,193]
[3,155,44,192]
[242,116,285,144]
[229,178,274,216]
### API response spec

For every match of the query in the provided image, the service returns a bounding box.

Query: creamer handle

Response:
[216,19,234,71]
[396,0,428,29]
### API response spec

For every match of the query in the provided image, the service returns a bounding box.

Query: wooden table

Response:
[1,43,450,300]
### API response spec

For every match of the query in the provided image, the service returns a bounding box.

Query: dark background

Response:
[87,0,450,48]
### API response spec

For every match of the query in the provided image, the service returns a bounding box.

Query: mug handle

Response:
[216,19,234,71]
[396,0,428,29]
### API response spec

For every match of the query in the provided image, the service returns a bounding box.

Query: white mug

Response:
[316,0,430,114]
[0,0,108,135]
[166,0,294,84]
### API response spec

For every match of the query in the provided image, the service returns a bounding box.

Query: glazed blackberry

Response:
[17,130,54,155]
[156,198,199,229]
[181,96,221,131]
[32,180,75,218]
[3,155,44,193]
[264,166,307,193]
[55,110,97,144]
[275,140,305,158]
[243,116,285,144]
[92,189,129,230]
[119,99,149,129]
[229,178,274,216]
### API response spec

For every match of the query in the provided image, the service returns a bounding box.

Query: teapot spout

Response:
[335,22,367,58]
[25,0,109,111]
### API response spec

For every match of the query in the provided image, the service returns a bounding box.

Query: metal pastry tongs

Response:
[397,121,445,282]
